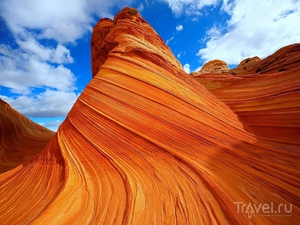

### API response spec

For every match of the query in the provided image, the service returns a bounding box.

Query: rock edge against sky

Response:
[0,7,299,224]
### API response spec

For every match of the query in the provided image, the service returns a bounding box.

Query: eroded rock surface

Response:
[198,59,230,74]
[0,7,299,225]
[230,44,300,75]
[0,99,54,174]
[193,45,300,146]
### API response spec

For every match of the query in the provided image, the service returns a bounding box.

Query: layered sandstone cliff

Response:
[0,7,299,225]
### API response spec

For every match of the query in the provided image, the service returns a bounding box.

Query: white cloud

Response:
[52,45,74,64]
[221,0,234,14]
[166,36,174,45]
[16,38,73,64]
[1,0,87,44]
[0,0,134,124]
[137,3,145,12]
[1,90,78,118]
[40,120,62,127]
[0,0,135,44]
[39,120,63,132]
[183,63,191,73]
[167,24,184,44]
[193,65,202,72]
[198,0,300,64]
[161,0,218,16]
[0,44,76,93]
[176,24,183,31]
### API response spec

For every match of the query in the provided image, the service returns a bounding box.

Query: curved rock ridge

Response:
[0,99,54,174]
[229,56,261,75]
[230,43,300,75]
[193,45,300,145]
[197,68,300,146]
[193,73,247,91]
[0,7,299,224]
[198,59,230,74]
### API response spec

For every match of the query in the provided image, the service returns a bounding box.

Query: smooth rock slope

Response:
[0,7,299,224]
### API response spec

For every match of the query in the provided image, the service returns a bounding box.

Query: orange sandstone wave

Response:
[0,99,54,174]
[0,7,299,224]
[193,45,300,146]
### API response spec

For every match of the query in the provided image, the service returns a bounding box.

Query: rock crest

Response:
[198,59,230,73]
[0,8,299,224]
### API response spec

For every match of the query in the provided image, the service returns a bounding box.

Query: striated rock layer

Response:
[193,45,300,146]
[230,43,300,75]
[0,99,54,174]
[0,7,299,224]
[198,59,230,74]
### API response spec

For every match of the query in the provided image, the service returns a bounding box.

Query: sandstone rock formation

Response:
[198,59,230,73]
[229,56,261,75]
[230,43,300,75]
[0,99,54,174]
[91,7,182,77]
[0,7,299,225]
[193,45,300,146]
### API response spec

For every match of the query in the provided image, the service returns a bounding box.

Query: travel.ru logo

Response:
[234,202,293,218]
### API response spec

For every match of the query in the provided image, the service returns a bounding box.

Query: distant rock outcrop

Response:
[230,56,261,75]
[198,59,230,73]
[0,7,299,225]
[230,43,300,75]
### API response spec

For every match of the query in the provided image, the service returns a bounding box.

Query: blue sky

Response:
[1,0,300,131]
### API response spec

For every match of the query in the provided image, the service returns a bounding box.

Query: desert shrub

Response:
[256,67,262,73]
[128,8,138,15]
[278,67,287,72]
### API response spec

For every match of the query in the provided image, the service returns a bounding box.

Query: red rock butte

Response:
[0,7,299,224]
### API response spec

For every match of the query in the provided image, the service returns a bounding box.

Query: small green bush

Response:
[128,8,138,15]
[256,67,262,73]
[278,67,286,72]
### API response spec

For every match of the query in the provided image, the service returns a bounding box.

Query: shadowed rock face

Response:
[0,99,54,174]
[0,7,299,224]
